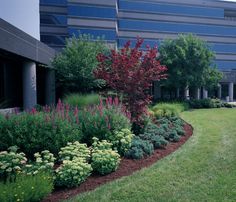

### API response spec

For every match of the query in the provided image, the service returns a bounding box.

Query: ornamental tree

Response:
[52,34,108,96]
[94,38,167,124]
[159,34,222,91]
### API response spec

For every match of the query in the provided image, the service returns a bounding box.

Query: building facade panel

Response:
[39,0,236,99]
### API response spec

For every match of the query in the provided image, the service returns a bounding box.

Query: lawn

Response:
[68,108,236,202]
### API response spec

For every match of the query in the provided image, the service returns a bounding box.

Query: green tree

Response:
[52,34,109,96]
[159,34,222,92]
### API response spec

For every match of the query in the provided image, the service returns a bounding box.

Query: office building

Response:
[0,0,56,111]
[40,0,236,100]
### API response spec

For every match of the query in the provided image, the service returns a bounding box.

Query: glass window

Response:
[68,28,116,41]
[40,14,67,25]
[119,19,236,36]
[68,5,116,19]
[41,35,67,45]
[118,38,160,48]
[119,0,224,18]
[215,60,236,70]
[210,43,236,54]
[40,0,66,6]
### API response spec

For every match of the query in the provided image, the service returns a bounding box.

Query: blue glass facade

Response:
[40,0,236,71]
[68,5,116,19]
[119,1,224,18]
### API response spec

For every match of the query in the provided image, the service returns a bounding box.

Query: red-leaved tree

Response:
[94,38,167,124]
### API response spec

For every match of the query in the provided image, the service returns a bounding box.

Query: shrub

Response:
[95,37,167,124]
[55,158,92,188]
[24,150,55,176]
[0,172,53,202]
[150,102,189,118]
[91,138,120,175]
[53,34,109,95]
[187,98,230,109]
[0,112,81,159]
[105,128,134,155]
[167,130,180,142]
[140,122,168,149]
[125,136,154,159]
[0,146,27,182]
[58,141,90,161]
[175,126,185,136]
[63,93,100,108]
[155,117,185,142]
[78,98,131,145]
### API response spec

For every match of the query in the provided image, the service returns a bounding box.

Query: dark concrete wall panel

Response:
[0,19,55,66]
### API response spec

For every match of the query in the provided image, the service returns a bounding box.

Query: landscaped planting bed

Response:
[0,98,192,202]
[43,123,192,202]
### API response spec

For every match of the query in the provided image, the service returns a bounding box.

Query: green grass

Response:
[63,93,100,108]
[67,108,236,202]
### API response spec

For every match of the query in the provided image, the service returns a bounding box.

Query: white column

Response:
[217,84,222,99]
[45,69,55,105]
[203,87,208,99]
[22,61,37,110]
[195,88,200,100]
[229,82,234,102]
[184,86,189,100]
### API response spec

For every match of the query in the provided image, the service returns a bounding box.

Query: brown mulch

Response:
[43,123,193,202]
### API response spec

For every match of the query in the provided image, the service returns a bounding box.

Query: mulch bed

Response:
[43,123,193,202]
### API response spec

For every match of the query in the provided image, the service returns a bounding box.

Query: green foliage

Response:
[58,141,90,161]
[78,104,131,145]
[70,109,236,202]
[0,172,53,202]
[159,34,222,90]
[150,102,189,119]
[125,136,154,159]
[140,122,168,149]
[24,150,55,176]
[63,93,100,108]
[53,34,108,95]
[167,130,180,142]
[91,138,120,175]
[0,112,81,159]
[175,126,185,136]
[187,98,234,109]
[0,146,27,182]
[55,158,92,188]
[105,128,134,155]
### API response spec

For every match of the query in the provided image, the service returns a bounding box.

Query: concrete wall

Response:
[0,0,40,40]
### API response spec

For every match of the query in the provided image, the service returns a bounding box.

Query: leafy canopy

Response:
[159,34,222,89]
[52,34,109,95]
[94,38,167,124]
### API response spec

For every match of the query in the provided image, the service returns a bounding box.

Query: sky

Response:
[0,0,40,40]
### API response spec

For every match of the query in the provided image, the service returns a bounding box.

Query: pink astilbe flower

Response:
[73,106,79,124]
[31,108,37,115]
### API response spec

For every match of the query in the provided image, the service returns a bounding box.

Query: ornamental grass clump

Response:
[91,137,120,175]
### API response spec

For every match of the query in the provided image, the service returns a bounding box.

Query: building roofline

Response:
[0,18,55,66]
